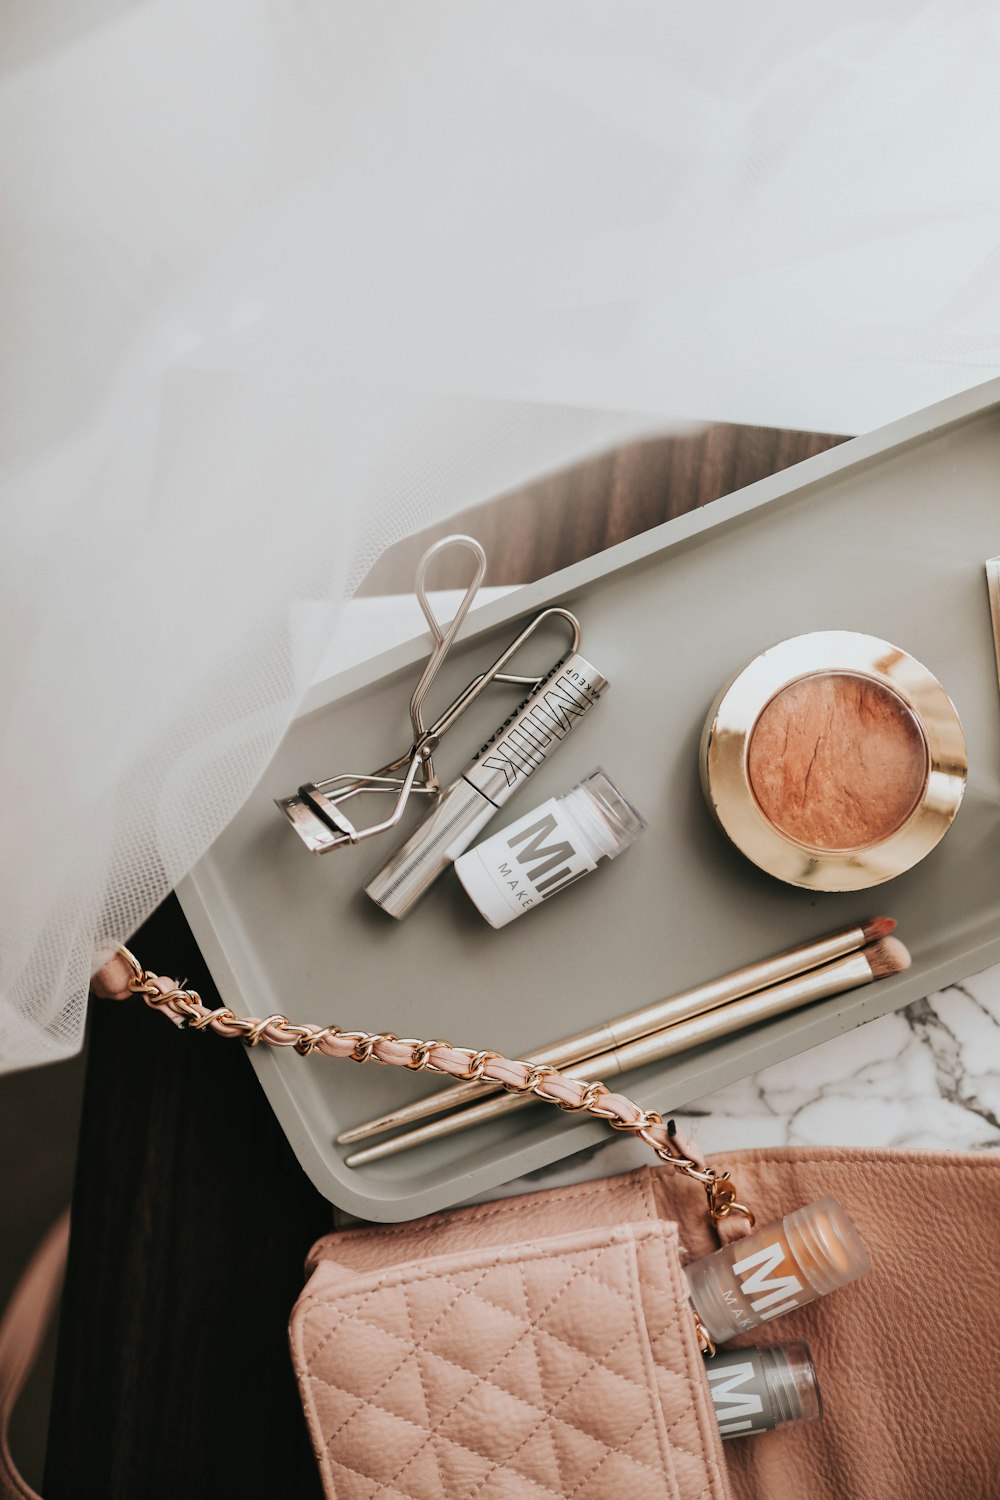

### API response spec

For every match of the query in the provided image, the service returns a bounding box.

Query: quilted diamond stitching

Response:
[315,1384,566,1500]
[406,1258,663,1410]
[382,1245,617,1495]
[325,1453,381,1500]
[466,1242,669,1500]
[505,1290,673,1496]
[294,1221,724,1500]
[401,1274,445,1498]
[305,1245,673,1498]
[562,1230,679,1500]
[306,1328,662,1486]
[321,1257,503,1454]
[302,1298,577,1498]
[303,1251,657,1413]
[488,1314,659,1500]
[465,1233,569,1499]
[637,1267,706,1462]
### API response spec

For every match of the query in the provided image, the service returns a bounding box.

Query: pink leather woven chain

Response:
[92,947,755,1258]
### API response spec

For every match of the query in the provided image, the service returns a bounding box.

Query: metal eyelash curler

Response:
[277,535,608,918]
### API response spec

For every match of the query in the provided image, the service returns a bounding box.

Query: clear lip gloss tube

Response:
[685,1197,870,1346]
[454,769,646,927]
[365,654,607,918]
[705,1341,822,1439]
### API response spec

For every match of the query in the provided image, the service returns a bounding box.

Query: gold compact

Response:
[700,631,967,891]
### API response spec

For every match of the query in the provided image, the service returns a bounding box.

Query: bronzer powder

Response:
[746,673,928,851]
[700,631,967,892]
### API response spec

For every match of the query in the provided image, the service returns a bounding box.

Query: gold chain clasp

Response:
[117,945,163,999]
[704,1169,755,1229]
[691,1308,716,1358]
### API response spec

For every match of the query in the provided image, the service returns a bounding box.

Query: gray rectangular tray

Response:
[178,379,1000,1220]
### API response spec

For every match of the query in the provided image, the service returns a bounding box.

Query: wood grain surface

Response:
[45,421,847,1500]
[362,423,845,592]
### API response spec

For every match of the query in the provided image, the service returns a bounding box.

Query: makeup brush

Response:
[336,917,896,1146]
[344,936,910,1168]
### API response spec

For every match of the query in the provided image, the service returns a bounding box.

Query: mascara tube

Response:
[365,653,607,918]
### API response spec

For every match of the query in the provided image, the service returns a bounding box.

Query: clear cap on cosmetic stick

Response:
[784,1196,871,1296]
[563,768,647,861]
[685,1196,870,1346]
[771,1341,823,1427]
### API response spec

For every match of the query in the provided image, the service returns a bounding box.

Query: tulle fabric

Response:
[2,1,999,1070]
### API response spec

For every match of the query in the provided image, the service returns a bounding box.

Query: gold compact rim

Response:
[701,630,968,892]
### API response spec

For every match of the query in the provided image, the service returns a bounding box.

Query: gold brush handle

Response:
[335,919,885,1146]
[343,945,893,1168]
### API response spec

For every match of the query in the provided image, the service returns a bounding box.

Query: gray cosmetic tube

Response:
[706,1341,823,1438]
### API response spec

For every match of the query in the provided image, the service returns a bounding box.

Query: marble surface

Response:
[471,963,1000,1206]
[677,965,1000,1156]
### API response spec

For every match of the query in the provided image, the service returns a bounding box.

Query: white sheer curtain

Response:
[2,0,999,1070]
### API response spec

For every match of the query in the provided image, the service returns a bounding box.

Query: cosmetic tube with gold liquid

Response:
[685,1197,870,1346]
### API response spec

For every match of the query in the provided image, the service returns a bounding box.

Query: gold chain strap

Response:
[108,945,755,1351]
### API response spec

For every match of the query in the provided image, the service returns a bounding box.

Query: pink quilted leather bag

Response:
[293,1173,729,1500]
[291,1150,1000,1500]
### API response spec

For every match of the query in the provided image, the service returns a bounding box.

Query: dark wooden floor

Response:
[45,422,846,1499]
[361,423,845,592]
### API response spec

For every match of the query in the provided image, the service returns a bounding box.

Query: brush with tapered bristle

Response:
[345,935,911,1168]
[339,919,903,1156]
[866,935,910,978]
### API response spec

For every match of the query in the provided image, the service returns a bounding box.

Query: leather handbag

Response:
[3,951,998,1500]
[292,1149,1000,1500]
